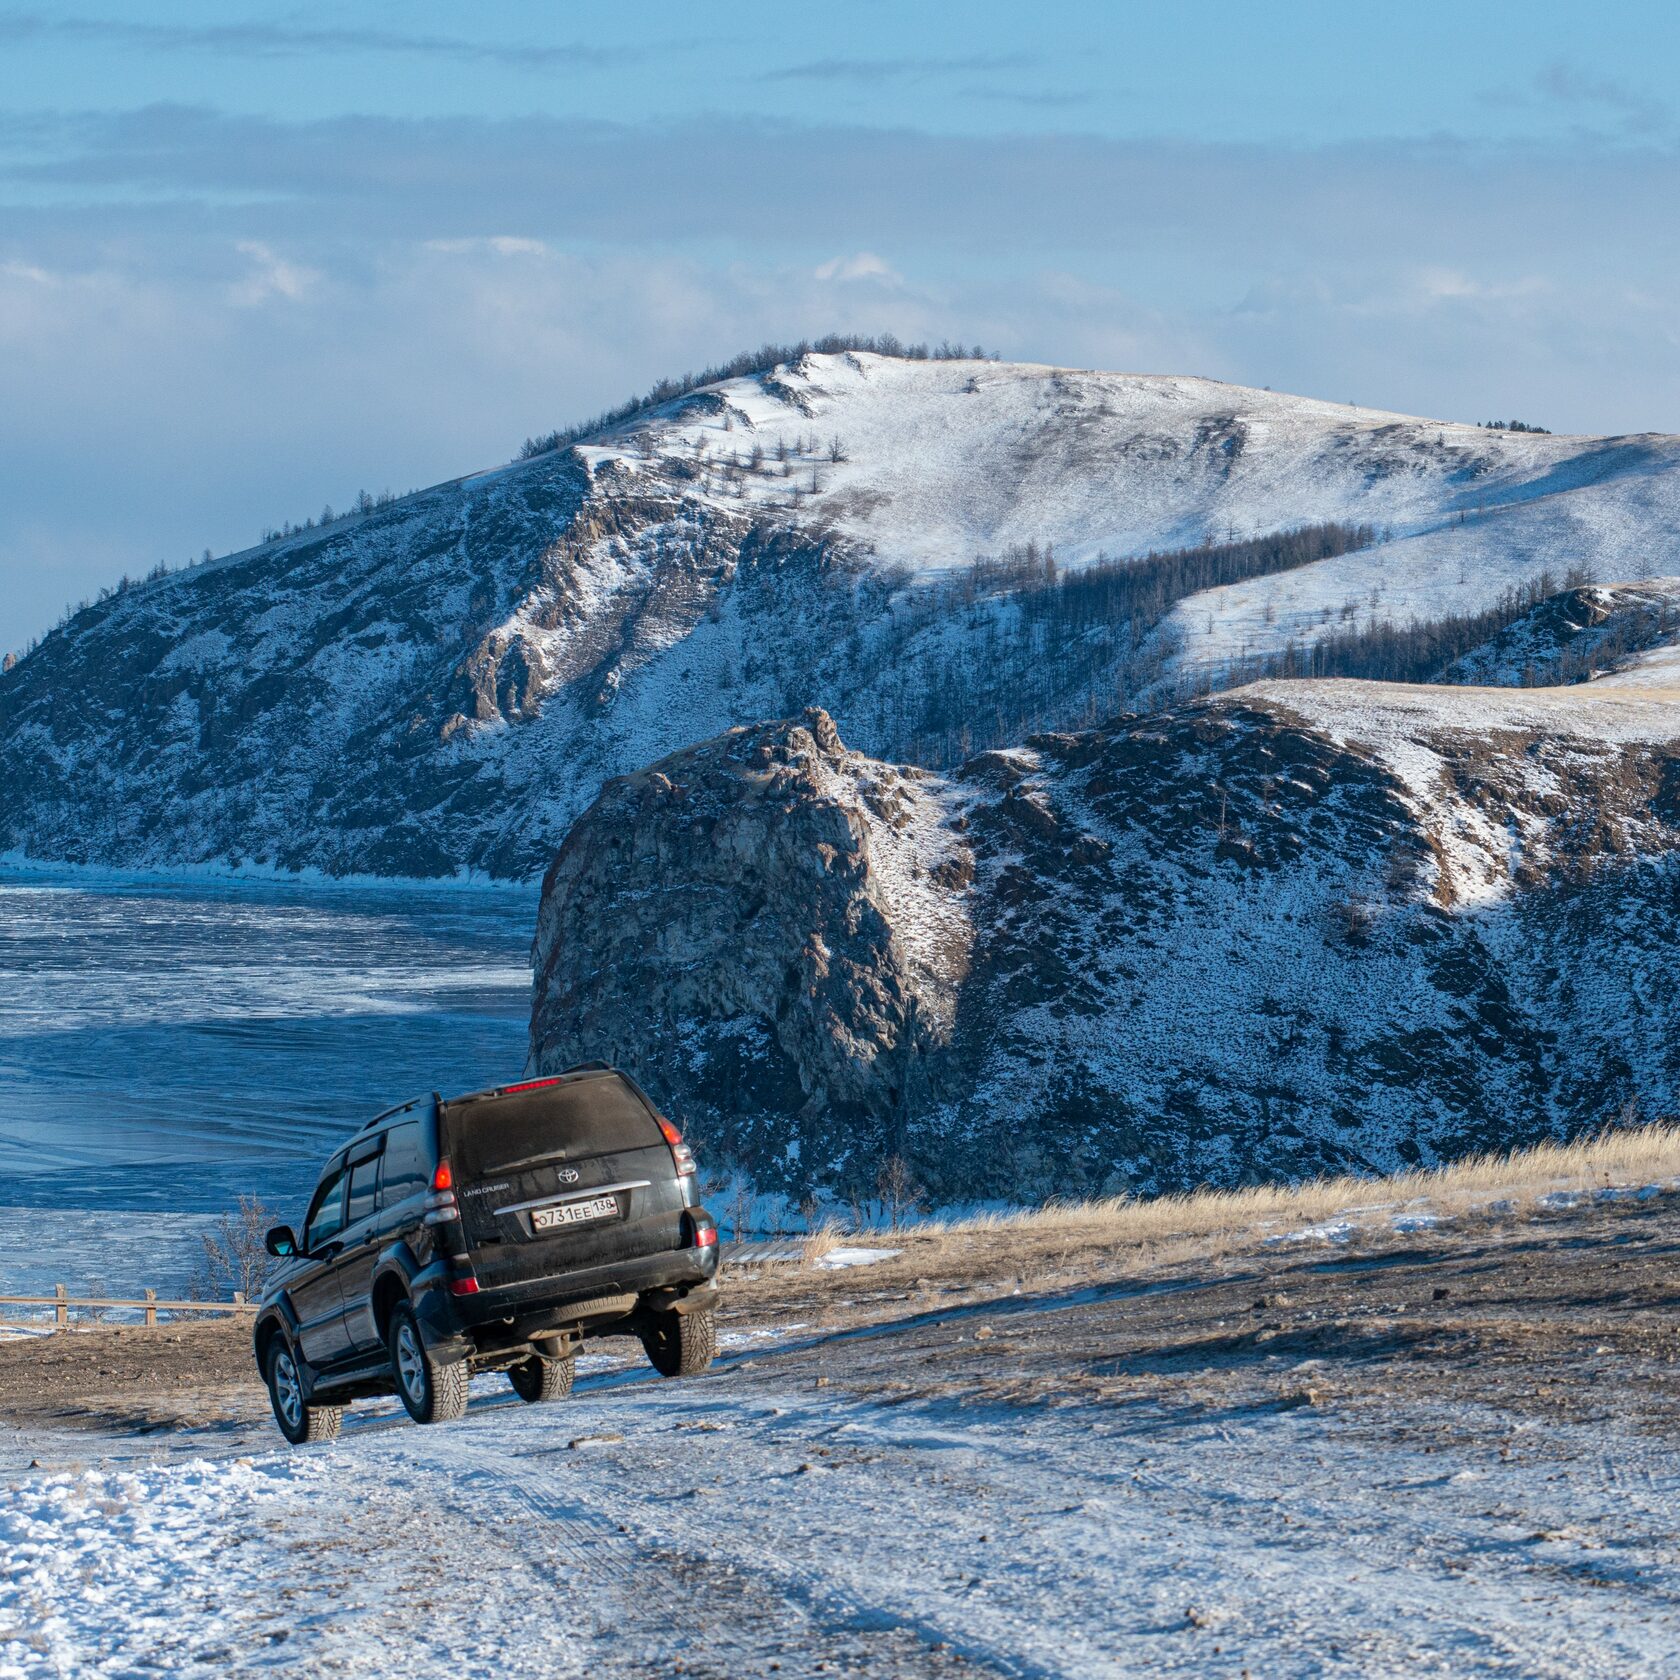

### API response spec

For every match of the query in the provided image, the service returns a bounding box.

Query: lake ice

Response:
[0,867,535,1300]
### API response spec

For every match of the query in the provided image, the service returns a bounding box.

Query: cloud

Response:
[6,106,1679,281]
[0,256,53,284]
[813,252,900,283]
[1484,61,1671,137]
[1223,263,1675,427]
[1535,62,1669,134]
[963,86,1097,109]
[0,11,651,69]
[759,54,1034,83]
[1403,267,1551,306]
[228,240,317,305]
[426,236,550,257]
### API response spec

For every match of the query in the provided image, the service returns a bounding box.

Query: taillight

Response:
[447,1274,480,1297]
[424,1159,460,1225]
[694,1225,718,1249]
[499,1076,565,1095]
[658,1118,697,1177]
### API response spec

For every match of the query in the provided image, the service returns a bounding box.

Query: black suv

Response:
[253,1065,720,1444]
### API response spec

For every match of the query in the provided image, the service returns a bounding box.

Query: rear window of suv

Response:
[449,1077,662,1178]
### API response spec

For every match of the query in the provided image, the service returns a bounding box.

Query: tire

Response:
[641,1307,717,1378]
[508,1352,575,1404]
[266,1338,343,1446]
[387,1302,469,1425]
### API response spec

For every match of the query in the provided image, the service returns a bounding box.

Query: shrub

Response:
[189,1195,276,1301]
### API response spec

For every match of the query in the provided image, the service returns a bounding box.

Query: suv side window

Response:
[346,1148,381,1229]
[380,1118,428,1208]
[304,1163,348,1253]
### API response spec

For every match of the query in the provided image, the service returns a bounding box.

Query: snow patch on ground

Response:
[1271,1219,1359,1246]
[815,1246,899,1271]
[1268,1178,1680,1246]
[1389,1212,1444,1233]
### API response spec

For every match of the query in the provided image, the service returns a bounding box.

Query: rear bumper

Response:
[417,1242,718,1356]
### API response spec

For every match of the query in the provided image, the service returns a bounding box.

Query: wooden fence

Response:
[1,1242,810,1333]
[0,1285,256,1331]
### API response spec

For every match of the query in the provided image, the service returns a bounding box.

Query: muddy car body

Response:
[253,1065,719,1442]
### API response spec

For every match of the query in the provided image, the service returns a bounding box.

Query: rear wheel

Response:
[388,1303,469,1425]
[507,1352,575,1404]
[641,1307,717,1378]
[266,1339,342,1445]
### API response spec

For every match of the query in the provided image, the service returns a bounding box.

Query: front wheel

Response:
[266,1339,342,1445]
[388,1303,469,1425]
[641,1307,717,1378]
[508,1353,575,1404]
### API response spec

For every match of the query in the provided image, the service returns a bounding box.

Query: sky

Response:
[2,0,1678,651]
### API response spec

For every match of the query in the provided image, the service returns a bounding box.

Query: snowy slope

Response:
[1158,443,1680,687]
[1427,579,1680,689]
[620,355,1659,583]
[949,676,1680,1191]
[5,352,1680,879]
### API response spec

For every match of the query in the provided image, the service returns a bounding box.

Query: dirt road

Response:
[6,1196,1680,1676]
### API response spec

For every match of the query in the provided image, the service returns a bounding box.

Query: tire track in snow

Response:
[416,1420,1024,1677]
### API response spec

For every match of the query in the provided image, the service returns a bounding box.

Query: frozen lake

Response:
[0,867,536,1295]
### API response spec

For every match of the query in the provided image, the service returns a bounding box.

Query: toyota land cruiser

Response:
[252,1065,720,1444]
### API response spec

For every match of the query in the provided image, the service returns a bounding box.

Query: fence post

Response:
[233,1291,245,1306]
[144,1288,157,1329]
[55,1284,67,1328]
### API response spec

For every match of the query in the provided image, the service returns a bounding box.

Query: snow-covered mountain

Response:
[5,351,1680,878]
[530,679,1680,1199]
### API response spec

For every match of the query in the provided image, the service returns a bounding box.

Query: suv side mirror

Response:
[265,1225,299,1258]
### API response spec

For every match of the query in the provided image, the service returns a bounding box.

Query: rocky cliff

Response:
[530,685,1680,1198]
[7,351,1680,878]
[529,709,972,1186]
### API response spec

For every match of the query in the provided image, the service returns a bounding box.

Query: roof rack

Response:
[359,1095,424,1132]
[439,1064,622,1109]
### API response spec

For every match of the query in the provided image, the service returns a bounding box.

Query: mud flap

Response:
[641,1282,721,1317]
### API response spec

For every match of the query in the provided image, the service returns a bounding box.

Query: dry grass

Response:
[799,1223,842,1266]
[845,1123,1680,1280]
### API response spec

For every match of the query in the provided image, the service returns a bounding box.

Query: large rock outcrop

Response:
[529,709,972,1184]
[531,683,1680,1199]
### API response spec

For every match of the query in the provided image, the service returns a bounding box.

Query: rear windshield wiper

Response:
[484,1149,572,1174]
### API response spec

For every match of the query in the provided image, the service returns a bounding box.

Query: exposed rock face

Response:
[529,709,972,1184]
[531,684,1680,1199]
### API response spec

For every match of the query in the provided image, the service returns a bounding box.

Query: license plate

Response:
[531,1195,619,1231]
